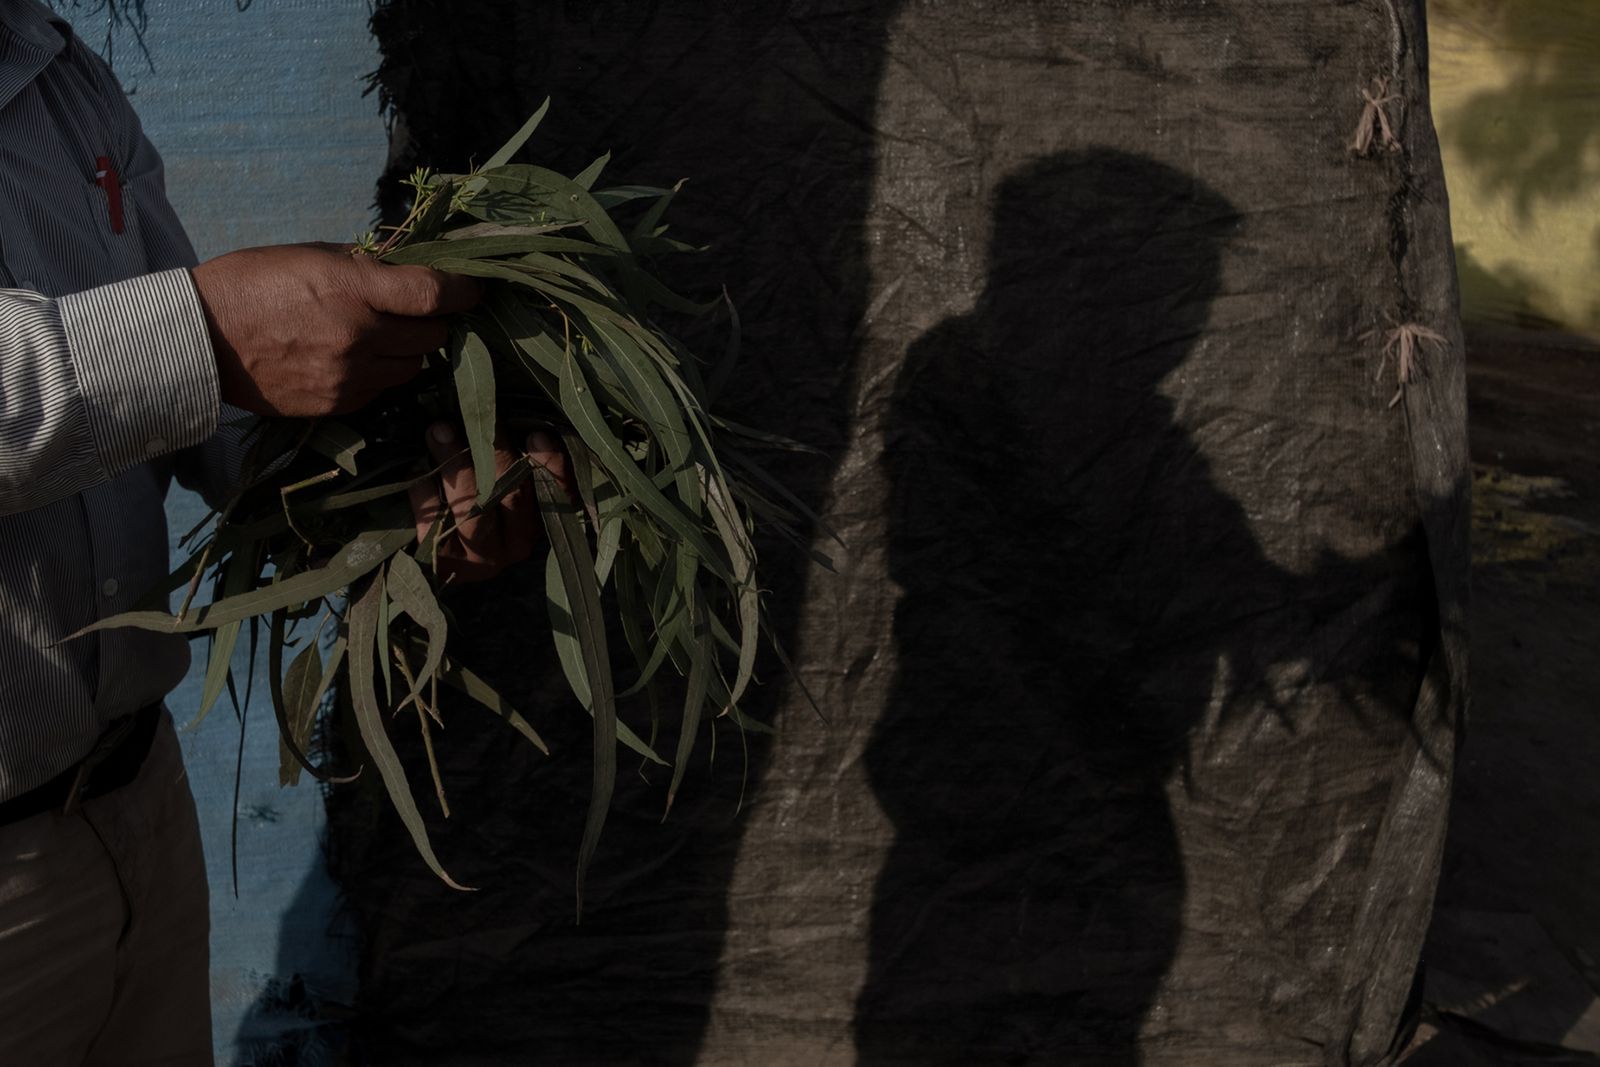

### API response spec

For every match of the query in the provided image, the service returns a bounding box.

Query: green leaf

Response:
[473,454,534,513]
[591,467,624,586]
[435,258,622,327]
[556,346,731,581]
[623,264,721,318]
[479,286,630,413]
[650,544,691,639]
[571,308,701,513]
[446,263,636,396]
[630,231,701,257]
[515,252,622,306]
[480,98,550,171]
[534,463,616,916]
[665,598,713,818]
[440,220,582,242]
[383,229,586,265]
[596,183,674,211]
[386,551,447,709]
[630,179,683,242]
[348,576,472,892]
[193,625,238,729]
[613,550,665,750]
[480,291,565,389]
[376,569,394,704]
[628,514,667,570]
[298,480,414,517]
[572,151,611,191]
[269,610,356,787]
[437,658,549,755]
[307,635,348,748]
[703,469,760,712]
[544,548,666,765]
[616,546,689,700]
[306,420,367,475]
[73,522,415,638]
[449,328,499,507]
[277,640,321,788]
[562,300,733,516]
[407,177,460,245]
[190,546,260,729]
[561,433,602,531]
[464,166,633,253]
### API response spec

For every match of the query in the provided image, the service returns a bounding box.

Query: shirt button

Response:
[102,578,120,598]
[145,438,167,456]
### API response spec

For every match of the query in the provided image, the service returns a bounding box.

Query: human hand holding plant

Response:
[191,242,479,417]
[87,101,827,909]
[408,423,570,585]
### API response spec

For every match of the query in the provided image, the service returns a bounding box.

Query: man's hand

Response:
[408,424,570,584]
[190,243,478,417]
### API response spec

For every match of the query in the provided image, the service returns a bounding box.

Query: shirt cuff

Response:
[56,267,220,474]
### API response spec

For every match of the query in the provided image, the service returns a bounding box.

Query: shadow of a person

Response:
[857,149,1432,1064]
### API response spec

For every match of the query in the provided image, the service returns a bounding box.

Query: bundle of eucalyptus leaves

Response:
[81,102,822,905]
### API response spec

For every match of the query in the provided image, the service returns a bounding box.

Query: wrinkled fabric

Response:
[325,2,1469,1064]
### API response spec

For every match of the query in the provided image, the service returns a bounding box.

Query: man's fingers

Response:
[490,434,539,550]
[413,426,567,583]
[527,430,571,498]
[360,261,481,318]
[196,244,484,419]
[425,422,488,554]
[408,470,445,551]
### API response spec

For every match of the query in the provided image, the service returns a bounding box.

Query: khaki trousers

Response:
[0,710,212,1066]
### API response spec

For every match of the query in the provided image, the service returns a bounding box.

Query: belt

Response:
[0,704,161,826]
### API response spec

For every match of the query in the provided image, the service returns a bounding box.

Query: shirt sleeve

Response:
[0,271,221,518]
[84,41,257,510]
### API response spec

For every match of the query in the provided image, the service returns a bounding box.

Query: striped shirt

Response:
[0,1,238,801]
